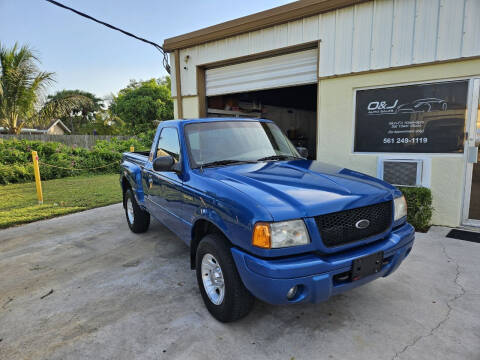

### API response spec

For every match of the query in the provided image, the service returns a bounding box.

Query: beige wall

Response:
[317,58,480,226]
[182,97,200,118]
[171,0,480,97]
[173,97,200,119]
[46,124,65,135]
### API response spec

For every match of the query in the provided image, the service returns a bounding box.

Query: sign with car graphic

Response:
[354,80,468,153]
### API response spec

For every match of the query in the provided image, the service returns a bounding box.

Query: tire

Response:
[124,188,150,233]
[195,233,254,322]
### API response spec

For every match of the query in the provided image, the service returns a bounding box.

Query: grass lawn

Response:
[0,174,122,229]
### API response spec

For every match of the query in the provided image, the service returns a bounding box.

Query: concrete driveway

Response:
[0,204,478,360]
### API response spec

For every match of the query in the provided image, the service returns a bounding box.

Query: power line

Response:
[44,0,170,74]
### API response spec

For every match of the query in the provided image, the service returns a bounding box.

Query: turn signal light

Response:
[252,223,271,248]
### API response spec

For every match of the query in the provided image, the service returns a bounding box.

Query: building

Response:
[0,119,71,135]
[163,0,480,228]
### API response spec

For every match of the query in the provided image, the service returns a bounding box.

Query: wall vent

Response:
[380,159,423,186]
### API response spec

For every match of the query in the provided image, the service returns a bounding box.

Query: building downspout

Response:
[174,49,183,119]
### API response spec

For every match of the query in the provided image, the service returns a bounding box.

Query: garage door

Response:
[205,48,318,96]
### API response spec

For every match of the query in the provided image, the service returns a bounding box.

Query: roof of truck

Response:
[160,118,272,126]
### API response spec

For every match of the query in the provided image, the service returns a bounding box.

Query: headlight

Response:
[394,195,407,221]
[252,220,310,249]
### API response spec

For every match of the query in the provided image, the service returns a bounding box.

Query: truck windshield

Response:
[184,121,301,168]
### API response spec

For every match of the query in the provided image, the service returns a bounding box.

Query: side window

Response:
[156,127,180,162]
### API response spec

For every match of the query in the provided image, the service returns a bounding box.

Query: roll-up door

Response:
[205,48,318,96]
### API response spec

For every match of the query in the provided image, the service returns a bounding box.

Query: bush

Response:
[398,186,433,232]
[0,136,152,184]
[0,163,34,184]
[136,128,157,148]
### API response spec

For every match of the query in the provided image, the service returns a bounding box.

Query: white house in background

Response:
[0,119,71,135]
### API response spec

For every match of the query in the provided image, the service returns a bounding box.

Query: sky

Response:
[0,0,293,99]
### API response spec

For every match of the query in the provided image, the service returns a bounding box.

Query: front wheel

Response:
[124,189,150,233]
[195,234,254,322]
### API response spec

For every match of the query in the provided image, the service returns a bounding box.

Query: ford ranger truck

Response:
[120,118,414,322]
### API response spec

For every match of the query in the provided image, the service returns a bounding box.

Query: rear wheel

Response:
[124,189,150,233]
[195,234,254,322]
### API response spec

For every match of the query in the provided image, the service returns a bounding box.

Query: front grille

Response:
[314,201,392,247]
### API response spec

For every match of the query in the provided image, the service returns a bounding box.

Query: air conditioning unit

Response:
[379,159,424,187]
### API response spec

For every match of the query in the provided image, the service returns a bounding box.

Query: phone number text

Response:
[383,137,428,144]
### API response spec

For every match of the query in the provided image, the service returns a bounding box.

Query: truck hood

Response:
[203,160,397,221]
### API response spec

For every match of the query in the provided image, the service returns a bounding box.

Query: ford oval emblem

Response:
[355,219,370,229]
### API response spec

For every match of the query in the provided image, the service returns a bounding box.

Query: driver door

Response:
[146,127,189,237]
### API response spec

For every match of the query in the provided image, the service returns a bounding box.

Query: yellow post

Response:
[130,145,134,152]
[31,151,43,204]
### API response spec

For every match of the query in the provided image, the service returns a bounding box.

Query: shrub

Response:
[0,163,34,184]
[136,128,156,148]
[93,137,147,153]
[398,186,433,232]
[0,136,151,184]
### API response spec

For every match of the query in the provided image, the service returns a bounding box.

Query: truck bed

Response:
[122,151,150,167]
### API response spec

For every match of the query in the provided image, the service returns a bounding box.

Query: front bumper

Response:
[231,222,415,305]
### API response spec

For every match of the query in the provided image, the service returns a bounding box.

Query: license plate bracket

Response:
[351,251,383,281]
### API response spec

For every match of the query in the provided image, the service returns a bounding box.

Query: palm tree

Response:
[47,89,104,133]
[0,43,92,134]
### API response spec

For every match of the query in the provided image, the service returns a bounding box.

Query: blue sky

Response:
[0,0,292,98]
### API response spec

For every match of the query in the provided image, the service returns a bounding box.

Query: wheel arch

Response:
[121,176,131,192]
[121,176,133,208]
[190,219,232,270]
[120,165,145,207]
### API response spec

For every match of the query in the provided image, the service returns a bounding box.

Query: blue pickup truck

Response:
[120,118,414,322]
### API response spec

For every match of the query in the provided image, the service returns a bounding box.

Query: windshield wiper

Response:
[200,159,257,168]
[256,154,299,161]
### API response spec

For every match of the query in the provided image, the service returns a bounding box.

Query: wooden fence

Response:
[0,134,134,149]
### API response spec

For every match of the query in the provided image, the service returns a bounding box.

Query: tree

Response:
[0,43,92,134]
[48,90,103,133]
[73,109,125,135]
[109,77,173,134]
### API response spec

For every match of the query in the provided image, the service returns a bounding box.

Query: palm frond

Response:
[33,94,94,128]
[0,42,56,133]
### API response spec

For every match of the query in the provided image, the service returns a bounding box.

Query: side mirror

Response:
[296,147,309,159]
[153,155,175,172]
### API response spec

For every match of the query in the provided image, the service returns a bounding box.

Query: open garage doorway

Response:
[206,84,318,159]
